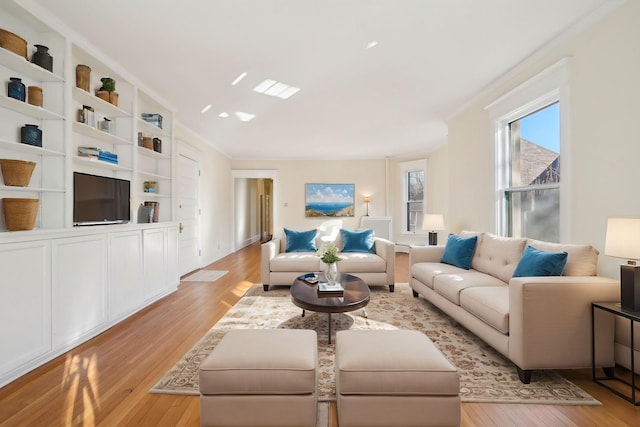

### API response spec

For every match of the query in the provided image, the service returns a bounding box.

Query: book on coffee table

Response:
[317,282,344,296]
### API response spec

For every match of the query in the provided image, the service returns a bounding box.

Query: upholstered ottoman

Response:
[199,329,318,427]
[335,330,460,427]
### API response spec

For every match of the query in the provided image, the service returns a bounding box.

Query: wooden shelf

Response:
[72,121,132,145]
[0,138,64,156]
[74,156,132,172]
[0,95,64,120]
[0,47,64,82]
[72,87,130,118]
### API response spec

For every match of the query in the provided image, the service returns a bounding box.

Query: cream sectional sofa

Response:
[410,231,619,383]
[261,231,395,292]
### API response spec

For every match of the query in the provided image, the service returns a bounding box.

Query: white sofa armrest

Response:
[508,276,619,373]
[374,237,395,284]
[261,238,281,285]
[409,245,445,265]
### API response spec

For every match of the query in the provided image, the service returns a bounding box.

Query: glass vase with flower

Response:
[317,242,343,286]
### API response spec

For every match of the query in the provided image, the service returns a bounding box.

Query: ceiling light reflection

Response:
[232,72,248,86]
[235,111,256,122]
[219,112,229,118]
[201,104,212,113]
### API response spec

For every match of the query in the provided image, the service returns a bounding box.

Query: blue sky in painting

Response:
[519,102,560,153]
[306,184,354,203]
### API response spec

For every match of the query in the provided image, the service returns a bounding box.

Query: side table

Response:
[591,302,640,405]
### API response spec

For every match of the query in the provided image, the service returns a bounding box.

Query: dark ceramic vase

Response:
[31,44,53,72]
[8,77,26,102]
[21,124,43,147]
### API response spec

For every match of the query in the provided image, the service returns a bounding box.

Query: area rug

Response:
[150,283,599,405]
[182,270,228,282]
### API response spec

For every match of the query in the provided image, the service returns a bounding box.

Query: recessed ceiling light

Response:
[201,104,212,113]
[219,112,229,118]
[232,72,248,86]
[235,111,256,122]
[366,41,378,49]
[253,79,300,99]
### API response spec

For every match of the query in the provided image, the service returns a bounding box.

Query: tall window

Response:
[504,103,560,241]
[488,59,569,243]
[400,160,426,233]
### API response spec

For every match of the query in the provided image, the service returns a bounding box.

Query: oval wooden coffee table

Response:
[291,273,370,343]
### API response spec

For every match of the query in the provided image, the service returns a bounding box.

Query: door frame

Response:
[177,141,202,274]
[231,169,278,253]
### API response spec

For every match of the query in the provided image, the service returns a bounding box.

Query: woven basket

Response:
[0,159,36,187]
[3,198,39,231]
[0,28,27,59]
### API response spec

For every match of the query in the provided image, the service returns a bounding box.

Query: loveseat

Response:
[410,231,619,383]
[261,228,396,292]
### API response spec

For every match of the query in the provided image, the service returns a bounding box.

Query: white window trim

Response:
[399,159,427,235]
[485,58,571,241]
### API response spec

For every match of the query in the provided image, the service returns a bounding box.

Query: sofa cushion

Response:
[284,228,318,252]
[411,262,468,289]
[339,252,386,273]
[270,253,321,272]
[440,234,478,270]
[340,228,375,253]
[512,245,568,278]
[433,271,506,305]
[472,233,526,283]
[459,286,510,334]
[527,239,599,276]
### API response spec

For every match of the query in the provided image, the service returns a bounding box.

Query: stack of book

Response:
[317,282,344,297]
[78,147,118,164]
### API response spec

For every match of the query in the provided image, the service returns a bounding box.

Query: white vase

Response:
[325,262,338,285]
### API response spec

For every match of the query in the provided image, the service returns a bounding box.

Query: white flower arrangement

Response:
[317,242,343,264]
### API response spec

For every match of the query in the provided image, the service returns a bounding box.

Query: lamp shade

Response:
[363,196,371,203]
[604,218,640,260]
[422,214,444,231]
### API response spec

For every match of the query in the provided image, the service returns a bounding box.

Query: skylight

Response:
[253,79,300,99]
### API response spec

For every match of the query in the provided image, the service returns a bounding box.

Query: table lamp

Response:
[604,218,640,311]
[363,196,370,216]
[422,214,444,246]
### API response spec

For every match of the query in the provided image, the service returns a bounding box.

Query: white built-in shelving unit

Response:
[0,0,179,389]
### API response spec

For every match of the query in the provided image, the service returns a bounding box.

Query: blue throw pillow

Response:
[512,245,568,278]
[340,228,376,253]
[440,234,478,270]
[284,228,318,252]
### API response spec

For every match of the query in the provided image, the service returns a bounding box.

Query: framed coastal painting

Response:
[305,183,354,217]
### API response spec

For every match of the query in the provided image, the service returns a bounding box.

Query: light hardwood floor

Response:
[0,242,638,426]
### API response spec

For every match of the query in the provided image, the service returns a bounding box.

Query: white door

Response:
[177,153,201,276]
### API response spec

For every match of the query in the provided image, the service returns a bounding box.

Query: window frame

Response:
[485,58,571,241]
[399,159,427,235]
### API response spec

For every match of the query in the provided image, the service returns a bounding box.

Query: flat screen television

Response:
[73,172,131,226]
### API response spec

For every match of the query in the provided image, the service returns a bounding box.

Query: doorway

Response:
[177,145,202,276]
[231,170,277,252]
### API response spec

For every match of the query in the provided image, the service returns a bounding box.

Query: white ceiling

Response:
[33,0,616,160]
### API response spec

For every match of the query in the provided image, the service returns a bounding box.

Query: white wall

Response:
[446,1,640,279]
[231,159,387,236]
[174,123,233,266]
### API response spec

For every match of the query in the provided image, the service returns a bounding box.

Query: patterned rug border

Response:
[150,283,600,406]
